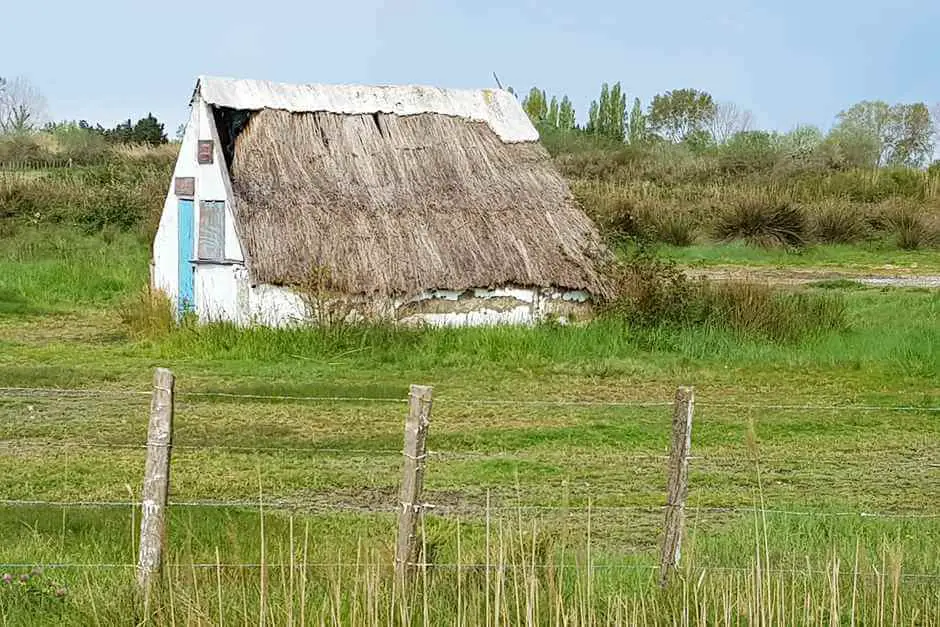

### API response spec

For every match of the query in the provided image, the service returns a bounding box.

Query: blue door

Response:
[178,199,195,316]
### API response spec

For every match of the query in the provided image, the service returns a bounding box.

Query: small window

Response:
[198,200,225,260]
[197,140,214,164]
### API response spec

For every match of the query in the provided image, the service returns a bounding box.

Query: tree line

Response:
[4,72,937,167]
[1,74,169,145]
[514,83,938,170]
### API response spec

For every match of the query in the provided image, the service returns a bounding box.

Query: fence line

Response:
[3,372,938,599]
[0,159,73,172]
[2,386,938,412]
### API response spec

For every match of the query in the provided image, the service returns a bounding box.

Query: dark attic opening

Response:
[211,106,254,170]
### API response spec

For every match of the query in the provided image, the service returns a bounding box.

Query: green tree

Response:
[132,113,167,145]
[586,100,600,134]
[107,119,135,143]
[586,82,626,141]
[829,101,891,168]
[103,114,167,145]
[547,96,560,128]
[647,88,716,143]
[627,97,648,145]
[829,101,934,168]
[890,103,933,167]
[558,96,576,130]
[522,88,548,124]
[779,125,824,161]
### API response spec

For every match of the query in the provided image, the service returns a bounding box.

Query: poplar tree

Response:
[559,96,576,130]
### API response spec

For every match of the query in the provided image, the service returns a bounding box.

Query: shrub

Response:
[810,201,867,244]
[601,247,704,327]
[0,134,52,164]
[46,124,111,164]
[0,162,171,234]
[718,130,781,175]
[714,196,807,248]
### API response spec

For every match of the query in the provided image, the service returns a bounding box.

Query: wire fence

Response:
[1,382,938,582]
[2,386,939,412]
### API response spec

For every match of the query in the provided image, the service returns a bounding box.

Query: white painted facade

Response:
[151,77,594,328]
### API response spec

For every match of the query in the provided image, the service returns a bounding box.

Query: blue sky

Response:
[3,0,938,135]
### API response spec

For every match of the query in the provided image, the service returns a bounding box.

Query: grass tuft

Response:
[810,201,868,244]
[118,286,175,340]
[884,205,940,250]
[714,197,808,249]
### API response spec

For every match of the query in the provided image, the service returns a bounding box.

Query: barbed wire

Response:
[1,440,935,470]
[1,386,937,412]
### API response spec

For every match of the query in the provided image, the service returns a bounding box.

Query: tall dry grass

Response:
[11,508,932,626]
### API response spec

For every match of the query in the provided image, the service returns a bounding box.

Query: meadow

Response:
[0,224,937,625]
[0,130,939,624]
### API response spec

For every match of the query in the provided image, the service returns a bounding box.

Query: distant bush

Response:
[0,162,171,235]
[714,197,808,248]
[0,134,50,164]
[45,123,111,164]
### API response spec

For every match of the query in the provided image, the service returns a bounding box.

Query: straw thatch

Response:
[229,109,610,298]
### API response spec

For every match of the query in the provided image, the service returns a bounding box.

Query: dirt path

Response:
[686,267,940,288]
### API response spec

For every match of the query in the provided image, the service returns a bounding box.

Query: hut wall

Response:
[198,277,593,327]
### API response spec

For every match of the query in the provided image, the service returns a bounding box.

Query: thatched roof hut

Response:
[152,76,610,327]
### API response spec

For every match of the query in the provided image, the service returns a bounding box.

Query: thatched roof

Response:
[203,78,610,298]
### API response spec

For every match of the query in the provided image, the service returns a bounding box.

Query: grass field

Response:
[0,227,938,625]
[663,241,940,274]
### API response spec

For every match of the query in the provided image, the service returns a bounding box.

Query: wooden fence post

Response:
[659,385,694,587]
[395,385,433,580]
[138,368,175,595]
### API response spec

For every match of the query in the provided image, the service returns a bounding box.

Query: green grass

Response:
[0,226,148,315]
[0,227,938,624]
[662,240,940,272]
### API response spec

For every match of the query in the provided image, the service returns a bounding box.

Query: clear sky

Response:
[3,0,938,135]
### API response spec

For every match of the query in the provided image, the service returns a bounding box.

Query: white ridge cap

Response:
[194,75,539,143]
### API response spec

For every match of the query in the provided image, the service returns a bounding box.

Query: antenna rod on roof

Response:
[492,72,504,90]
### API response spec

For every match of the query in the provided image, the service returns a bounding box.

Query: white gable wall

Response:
[152,94,244,320]
[152,105,197,308]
